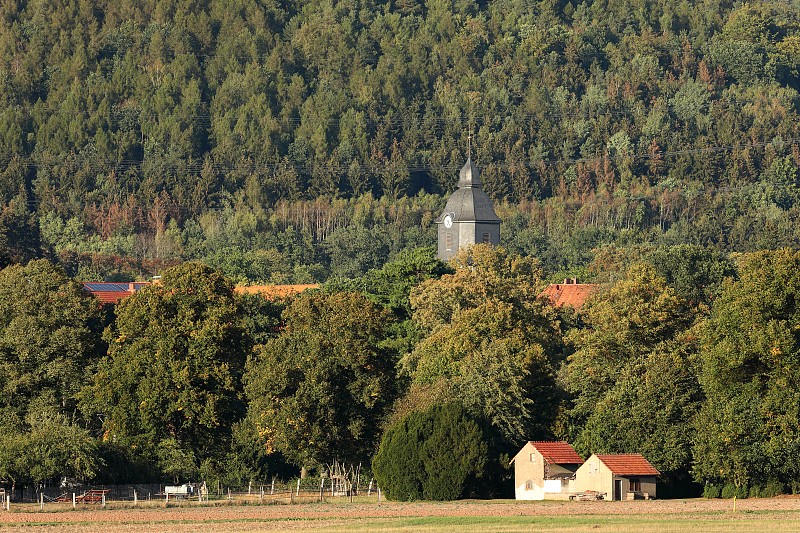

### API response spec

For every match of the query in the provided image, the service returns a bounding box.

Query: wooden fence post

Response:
[133,490,137,506]
[39,492,43,511]
[270,478,275,495]
[72,493,76,510]
[101,493,106,508]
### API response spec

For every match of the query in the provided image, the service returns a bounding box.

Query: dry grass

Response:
[2,497,800,532]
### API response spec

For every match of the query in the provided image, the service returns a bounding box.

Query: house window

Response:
[530,453,536,463]
[629,479,641,492]
[445,233,453,251]
[482,232,491,244]
[525,480,534,490]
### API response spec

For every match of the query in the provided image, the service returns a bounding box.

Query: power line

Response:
[9,136,797,215]
[1,135,794,176]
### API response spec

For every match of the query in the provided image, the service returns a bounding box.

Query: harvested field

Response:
[2,497,800,532]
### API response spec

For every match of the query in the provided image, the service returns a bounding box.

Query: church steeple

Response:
[435,138,501,261]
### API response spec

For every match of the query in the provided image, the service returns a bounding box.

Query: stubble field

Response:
[2,497,800,532]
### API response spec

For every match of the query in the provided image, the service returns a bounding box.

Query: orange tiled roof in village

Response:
[528,441,584,465]
[83,282,319,303]
[234,284,319,299]
[539,279,600,310]
[596,454,660,476]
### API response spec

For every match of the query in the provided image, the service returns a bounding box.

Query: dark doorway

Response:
[614,480,622,501]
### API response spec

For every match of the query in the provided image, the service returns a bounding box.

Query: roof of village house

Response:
[82,282,150,304]
[539,280,600,309]
[596,454,660,476]
[529,441,584,465]
[234,284,319,299]
[84,282,319,304]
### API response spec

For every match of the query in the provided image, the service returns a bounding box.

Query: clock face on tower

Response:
[444,214,453,228]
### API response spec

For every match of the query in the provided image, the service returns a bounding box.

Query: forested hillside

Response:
[1,0,800,280]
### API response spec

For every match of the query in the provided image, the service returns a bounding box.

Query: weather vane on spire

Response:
[467,124,473,159]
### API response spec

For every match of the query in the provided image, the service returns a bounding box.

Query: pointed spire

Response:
[459,126,481,188]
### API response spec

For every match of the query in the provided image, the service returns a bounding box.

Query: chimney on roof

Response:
[572,278,578,284]
[128,282,135,293]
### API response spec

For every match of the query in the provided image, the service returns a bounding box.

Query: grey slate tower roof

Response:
[435,157,501,224]
[458,156,481,188]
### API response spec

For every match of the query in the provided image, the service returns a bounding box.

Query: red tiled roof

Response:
[234,284,319,299]
[596,454,660,476]
[89,291,132,304]
[530,441,584,465]
[84,282,320,303]
[540,283,599,309]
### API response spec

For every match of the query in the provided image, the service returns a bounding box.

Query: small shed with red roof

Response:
[511,441,584,500]
[575,454,659,500]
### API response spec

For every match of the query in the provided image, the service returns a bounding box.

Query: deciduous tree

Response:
[86,262,250,477]
[693,249,800,488]
[244,291,397,469]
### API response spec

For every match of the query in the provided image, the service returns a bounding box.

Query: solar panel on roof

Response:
[83,282,136,292]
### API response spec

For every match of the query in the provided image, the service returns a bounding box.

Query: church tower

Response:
[435,155,501,261]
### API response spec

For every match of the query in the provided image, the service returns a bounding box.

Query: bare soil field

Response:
[2,496,800,532]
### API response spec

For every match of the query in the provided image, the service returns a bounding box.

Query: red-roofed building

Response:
[511,441,584,500]
[84,282,319,304]
[575,454,659,500]
[539,279,600,310]
[234,284,319,299]
[82,282,150,304]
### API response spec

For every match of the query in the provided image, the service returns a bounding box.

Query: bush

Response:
[748,485,762,498]
[372,403,488,501]
[763,479,785,497]
[703,483,721,498]
[721,483,748,499]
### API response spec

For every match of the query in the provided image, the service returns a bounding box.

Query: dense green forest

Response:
[0,0,800,281]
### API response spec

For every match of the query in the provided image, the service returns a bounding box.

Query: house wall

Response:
[626,477,657,499]
[513,444,545,500]
[575,455,615,497]
[545,463,579,477]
